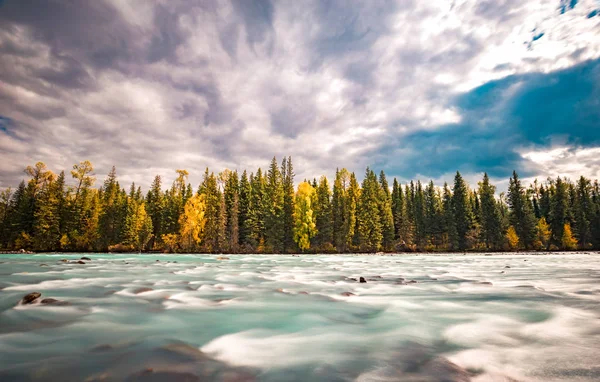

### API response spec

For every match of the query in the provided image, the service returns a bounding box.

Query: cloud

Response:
[0,0,599,190]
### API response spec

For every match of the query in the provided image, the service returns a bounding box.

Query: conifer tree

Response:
[507,171,537,249]
[478,173,503,249]
[347,172,360,250]
[238,170,252,249]
[265,157,284,252]
[358,168,382,252]
[378,171,395,251]
[313,176,333,249]
[452,172,473,251]
[549,177,569,248]
[281,157,296,252]
[574,176,592,248]
[223,170,240,252]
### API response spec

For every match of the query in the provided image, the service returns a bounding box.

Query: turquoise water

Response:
[0,253,599,381]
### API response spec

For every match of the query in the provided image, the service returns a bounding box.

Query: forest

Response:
[0,157,597,253]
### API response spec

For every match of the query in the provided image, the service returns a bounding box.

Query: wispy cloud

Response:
[0,0,599,189]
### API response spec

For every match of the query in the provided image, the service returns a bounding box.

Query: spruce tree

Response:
[265,157,284,252]
[452,172,473,251]
[238,170,252,249]
[507,171,537,249]
[378,171,395,251]
[478,173,503,250]
[281,157,296,252]
[358,168,382,252]
[313,176,333,249]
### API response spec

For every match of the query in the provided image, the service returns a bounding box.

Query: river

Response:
[0,253,599,381]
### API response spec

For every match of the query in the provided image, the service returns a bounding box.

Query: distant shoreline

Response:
[1,250,598,256]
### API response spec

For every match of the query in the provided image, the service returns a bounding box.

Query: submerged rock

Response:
[75,260,86,264]
[126,369,200,382]
[134,287,154,294]
[341,292,355,296]
[217,256,230,260]
[40,298,69,306]
[21,292,41,304]
[81,257,91,261]
[39,264,48,267]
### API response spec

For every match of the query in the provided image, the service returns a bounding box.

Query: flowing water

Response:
[0,253,599,382]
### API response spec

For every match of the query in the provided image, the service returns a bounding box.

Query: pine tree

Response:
[347,172,360,250]
[238,170,252,249]
[281,157,296,252]
[358,168,382,252]
[146,175,164,249]
[549,177,569,248]
[478,173,503,250]
[424,180,442,249]
[574,176,592,249]
[199,169,225,253]
[332,168,348,251]
[223,170,240,252]
[507,171,537,249]
[265,157,284,252]
[378,171,395,251]
[313,176,333,249]
[248,169,267,250]
[442,183,458,250]
[452,172,473,251]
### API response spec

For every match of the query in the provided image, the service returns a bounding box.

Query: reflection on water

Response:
[0,253,599,381]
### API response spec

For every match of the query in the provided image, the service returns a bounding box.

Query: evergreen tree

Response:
[281,157,296,252]
[549,177,569,248]
[442,183,458,250]
[146,175,164,249]
[478,173,503,250]
[223,170,240,252]
[265,157,284,252]
[313,176,333,249]
[347,172,360,250]
[238,170,252,249]
[378,171,395,251]
[357,168,382,252]
[249,169,267,250]
[574,176,592,248]
[507,171,537,249]
[332,168,348,251]
[424,180,442,249]
[452,172,473,251]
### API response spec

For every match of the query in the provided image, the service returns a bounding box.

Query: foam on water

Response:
[0,252,599,381]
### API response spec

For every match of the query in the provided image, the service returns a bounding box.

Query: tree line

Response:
[0,157,597,253]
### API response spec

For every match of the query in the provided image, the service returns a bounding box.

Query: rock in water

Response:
[341,292,355,296]
[359,277,367,283]
[21,292,41,304]
[217,256,230,260]
[81,257,91,261]
[134,287,154,294]
[40,298,69,306]
[76,260,86,264]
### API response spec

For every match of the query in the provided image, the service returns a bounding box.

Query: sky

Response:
[0,0,599,191]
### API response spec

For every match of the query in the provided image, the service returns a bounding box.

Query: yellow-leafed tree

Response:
[293,182,317,251]
[535,217,551,250]
[506,225,519,250]
[179,194,207,251]
[561,223,577,250]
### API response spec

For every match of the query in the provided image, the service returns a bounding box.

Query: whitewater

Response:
[0,252,598,381]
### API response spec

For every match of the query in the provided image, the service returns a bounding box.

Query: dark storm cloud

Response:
[0,0,140,73]
[378,58,600,178]
[0,0,598,189]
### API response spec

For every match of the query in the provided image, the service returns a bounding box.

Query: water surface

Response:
[0,253,599,381]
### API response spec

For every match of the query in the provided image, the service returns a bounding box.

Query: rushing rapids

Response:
[0,252,599,381]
